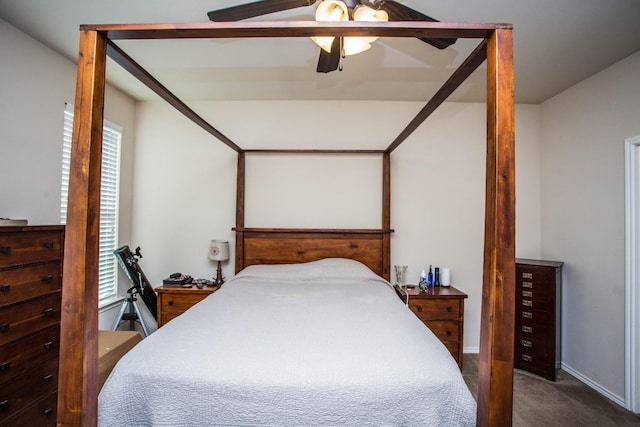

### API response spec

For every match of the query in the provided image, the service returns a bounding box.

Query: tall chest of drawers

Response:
[515,258,563,381]
[0,226,64,426]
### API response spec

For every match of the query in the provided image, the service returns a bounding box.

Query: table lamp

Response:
[209,240,229,286]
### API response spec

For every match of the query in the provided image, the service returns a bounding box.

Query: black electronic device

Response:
[113,245,158,325]
[163,273,193,286]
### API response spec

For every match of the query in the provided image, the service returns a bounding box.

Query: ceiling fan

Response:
[207,0,457,73]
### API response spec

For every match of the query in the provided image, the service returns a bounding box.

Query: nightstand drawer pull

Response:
[44,341,54,350]
[522,311,533,319]
[168,300,174,306]
[522,326,533,333]
[522,272,533,279]
[44,308,54,316]
[521,340,533,348]
[42,374,53,383]
[44,275,54,283]
[521,354,533,362]
[44,242,55,249]
[0,284,9,292]
[446,306,453,312]
[522,300,533,307]
[446,330,452,336]
[522,290,532,298]
[0,246,11,254]
[0,362,9,372]
[0,399,9,411]
[416,305,423,312]
[44,408,54,416]
[522,281,533,288]
[0,323,9,332]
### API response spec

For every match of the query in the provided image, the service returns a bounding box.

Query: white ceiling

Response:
[1,0,639,104]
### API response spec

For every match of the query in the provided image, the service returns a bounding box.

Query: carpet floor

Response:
[462,354,640,426]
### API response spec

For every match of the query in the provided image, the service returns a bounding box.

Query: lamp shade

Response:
[209,240,229,262]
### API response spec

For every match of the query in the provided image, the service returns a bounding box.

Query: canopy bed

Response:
[58,19,515,427]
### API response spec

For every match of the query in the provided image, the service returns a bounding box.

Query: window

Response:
[60,103,122,306]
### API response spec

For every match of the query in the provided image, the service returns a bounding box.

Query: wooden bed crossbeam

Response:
[59,21,514,427]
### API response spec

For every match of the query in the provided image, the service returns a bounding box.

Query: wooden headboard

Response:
[234,227,393,280]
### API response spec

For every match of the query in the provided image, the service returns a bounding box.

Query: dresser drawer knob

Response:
[44,242,55,249]
[446,330,452,336]
[0,246,11,254]
[0,284,9,292]
[42,374,53,383]
[44,308,54,316]
[416,305,423,312]
[521,354,533,362]
[0,399,9,411]
[521,340,533,348]
[446,306,453,312]
[522,311,533,319]
[0,323,9,332]
[0,362,10,372]
[522,326,533,333]
[523,300,533,307]
[168,300,174,306]
[44,408,54,416]
[44,275,55,283]
[44,341,54,350]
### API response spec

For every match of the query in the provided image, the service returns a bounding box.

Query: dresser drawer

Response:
[0,356,58,423]
[517,308,549,326]
[515,332,548,356]
[409,299,461,321]
[0,261,62,308]
[0,390,57,427]
[160,292,209,314]
[0,324,59,383]
[516,294,551,312]
[0,231,62,268]
[0,293,61,346]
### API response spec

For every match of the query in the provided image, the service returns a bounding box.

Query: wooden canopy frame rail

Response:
[58,21,514,426]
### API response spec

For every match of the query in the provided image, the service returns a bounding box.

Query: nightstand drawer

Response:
[425,319,460,343]
[160,293,209,313]
[409,298,460,320]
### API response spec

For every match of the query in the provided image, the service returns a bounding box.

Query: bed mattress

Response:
[98,258,476,426]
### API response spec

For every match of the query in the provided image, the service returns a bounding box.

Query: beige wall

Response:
[540,50,640,401]
[130,100,543,353]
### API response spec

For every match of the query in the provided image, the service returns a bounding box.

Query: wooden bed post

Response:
[57,29,106,427]
[477,27,516,427]
[382,152,391,280]
[235,151,245,273]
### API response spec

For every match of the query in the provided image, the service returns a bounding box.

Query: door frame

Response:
[624,135,640,413]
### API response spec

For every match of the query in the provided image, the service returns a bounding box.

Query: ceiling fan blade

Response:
[373,0,457,49]
[316,37,341,73]
[208,0,317,22]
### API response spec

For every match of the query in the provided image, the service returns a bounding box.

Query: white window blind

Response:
[60,103,122,305]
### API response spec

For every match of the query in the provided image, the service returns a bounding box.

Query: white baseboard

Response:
[560,362,626,408]
[462,349,628,410]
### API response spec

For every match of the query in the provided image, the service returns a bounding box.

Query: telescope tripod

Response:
[112,286,151,337]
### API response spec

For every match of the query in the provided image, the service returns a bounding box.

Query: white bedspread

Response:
[99,258,476,426]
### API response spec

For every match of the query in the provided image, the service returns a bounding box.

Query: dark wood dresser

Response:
[0,225,64,426]
[397,286,467,368]
[515,258,563,381]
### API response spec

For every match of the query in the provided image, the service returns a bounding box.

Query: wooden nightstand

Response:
[155,285,220,327]
[396,286,467,368]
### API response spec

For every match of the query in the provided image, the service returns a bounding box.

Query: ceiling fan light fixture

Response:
[311,0,349,53]
[311,0,387,56]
